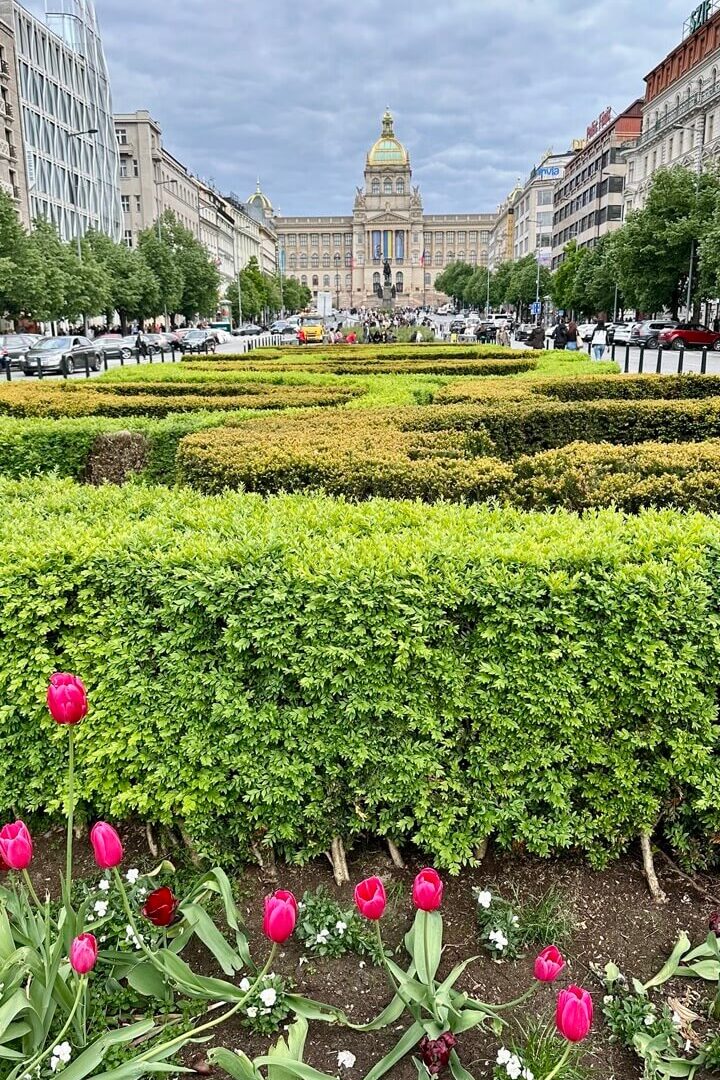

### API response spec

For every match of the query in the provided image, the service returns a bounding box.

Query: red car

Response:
[658,323,720,351]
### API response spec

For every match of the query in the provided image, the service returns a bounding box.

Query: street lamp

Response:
[155,178,178,332]
[333,252,341,312]
[673,120,706,318]
[68,128,98,260]
[532,216,550,324]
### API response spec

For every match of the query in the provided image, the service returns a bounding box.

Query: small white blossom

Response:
[337,1051,357,1069]
[50,1058,60,1073]
[93,900,108,917]
[335,920,347,935]
[54,1043,72,1064]
[522,1070,534,1080]
[506,1055,523,1080]
[603,995,614,1005]
[497,1049,512,1065]
[672,1011,683,1027]
[86,914,94,923]
[239,978,251,992]
[261,1007,271,1015]
[125,868,140,885]
[315,929,330,945]
[98,879,110,892]
[477,890,492,909]
[512,915,519,926]
[644,1014,656,1027]
[246,1006,258,1019]
[259,987,277,1008]
[489,929,509,952]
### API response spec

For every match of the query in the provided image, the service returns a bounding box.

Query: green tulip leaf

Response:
[174,902,244,976]
[127,962,170,999]
[362,1021,426,1080]
[207,1048,260,1080]
[285,994,339,1023]
[679,960,720,981]
[413,911,442,985]
[643,933,692,990]
[449,1050,476,1080]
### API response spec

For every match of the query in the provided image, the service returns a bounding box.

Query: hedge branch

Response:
[640,833,668,904]
[330,836,350,886]
[386,839,406,870]
[145,822,158,858]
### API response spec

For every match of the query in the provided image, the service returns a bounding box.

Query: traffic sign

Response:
[530,302,542,315]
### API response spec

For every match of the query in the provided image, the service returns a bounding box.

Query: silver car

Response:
[22,335,102,375]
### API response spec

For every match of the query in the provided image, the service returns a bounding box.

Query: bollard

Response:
[160,347,165,363]
[638,345,645,374]
[655,346,663,375]
[136,349,141,365]
[84,354,90,379]
[611,342,616,361]
[624,343,630,374]
[103,351,108,371]
[4,362,10,382]
[61,356,68,380]
[702,347,709,375]
[678,347,685,374]
[171,344,176,362]
[149,348,153,364]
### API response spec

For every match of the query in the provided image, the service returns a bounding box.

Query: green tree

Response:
[61,242,111,323]
[435,262,474,304]
[23,219,69,322]
[551,241,588,313]
[137,222,183,318]
[488,262,515,310]
[0,191,30,317]
[154,212,221,321]
[281,277,311,314]
[84,230,160,331]
[507,255,552,318]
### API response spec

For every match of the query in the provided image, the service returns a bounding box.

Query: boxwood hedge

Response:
[2,478,720,871]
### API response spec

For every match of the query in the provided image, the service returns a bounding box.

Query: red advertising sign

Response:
[586,107,613,141]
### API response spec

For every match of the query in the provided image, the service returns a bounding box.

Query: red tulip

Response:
[710,911,720,934]
[413,868,444,912]
[354,876,387,921]
[142,886,179,927]
[556,985,593,1043]
[535,945,566,983]
[47,673,88,726]
[263,890,297,944]
[69,933,98,974]
[89,822,123,869]
[419,1032,458,1075]
[0,820,32,870]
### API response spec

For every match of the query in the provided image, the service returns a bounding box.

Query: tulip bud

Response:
[535,945,566,983]
[418,1032,457,1074]
[556,985,593,1043]
[263,890,297,944]
[710,911,720,935]
[412,868,444,912]
[142,886,179,927]
[354,876,387,921]
[47,673,88,726]
[89,822,123,869]
[0,820,33,870]
[69,933,98,975]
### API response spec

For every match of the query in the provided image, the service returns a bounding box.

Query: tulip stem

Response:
[66,727,75,889]
[113,867,157,965]
[21,868,42,908]
[14,976,85,1080]
[134,945,277,1066]
[543,1043,571,1080]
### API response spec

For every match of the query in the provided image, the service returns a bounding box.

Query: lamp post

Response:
[155,178,178,332]
[68,128,98,334]
[673,119,706,318]
[486,264,491,316]
[334,252,341,312]
[532,217,550,324]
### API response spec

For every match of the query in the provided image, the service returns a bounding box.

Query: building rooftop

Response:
[367,110,408,166]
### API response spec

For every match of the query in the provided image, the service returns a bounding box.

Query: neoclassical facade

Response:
[264,111,495,308]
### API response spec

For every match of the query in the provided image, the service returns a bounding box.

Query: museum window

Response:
[301,275,307,285]
[345,273,351,287]
[344,233,352,246]
[469,231,477,243]
[311,254,319,268]
[447,250,454,260]
[322,233,330,247]
[289,254,297,270]
[300,254,308,269]
[371,179,380,195]
[435,253,442,266]
[396,179,405,194]
[424,272,431,285]
[312,275,319,287]
[333,233,342,246]
[299,234,308,247]
[457,251,465,261]
[322,253,330,268]
[323,275,330,287]
[396,271,404,293]
[383,178,392,194]
[469,249,477,263]
[373,272,381,290]
[457,231,466,244]
[310,234,319,247]
[287,234,296,246]
[344,251,351,267]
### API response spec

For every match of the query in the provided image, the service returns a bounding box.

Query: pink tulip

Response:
[69,933,98,975]
[413,868,444,912]
[354,876,387,921]
[263,890,297,944]
[47,673,88,726]
[556,985,593,1042]
[535,945,566,983]
[89,822,123,869]
[0,820,32,870]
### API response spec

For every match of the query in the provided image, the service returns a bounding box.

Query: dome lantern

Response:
[367,109,408,167]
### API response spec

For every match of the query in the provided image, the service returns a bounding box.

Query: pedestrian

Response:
[527,324,546,350]
[135,331,148,359]
[551,318,569,349]
[566,320,579,351]
[590,319,608,361]
[498,326,511,347]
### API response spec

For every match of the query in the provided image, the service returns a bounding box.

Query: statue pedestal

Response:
[382,285,394,310]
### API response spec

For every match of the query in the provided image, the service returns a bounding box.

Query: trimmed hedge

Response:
[2,478,720,871]
[200,343,548,362]
[178,357,540,377]
[436,372,720,405]
[0,382,364,418]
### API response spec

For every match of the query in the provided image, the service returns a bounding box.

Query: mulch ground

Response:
[26,827,720,1079]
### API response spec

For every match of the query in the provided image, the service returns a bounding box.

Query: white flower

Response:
[335,920,347,935]
[93,900,108,917]
[261,1007,271,1015]
[246,1006,258,1019]
[644,1013,656,1027]
[50,1058,60,1073]
[506,1055,523,1080]
[672,1011,683,1027]
[337,1051,357,1069]
[477,890,492,909]
[125,868,140,885]
[86,914,94,922]
[603,995,614,1005]
[259,987,277,1008]
[512,915,519,926]
[239,978,251,992]
[522,1069,534,1080]
[489,929,508,952]
[54,1043,72,1064]
[497,1048,512,1065]
[98,879,110,892]
[315,930,330,945]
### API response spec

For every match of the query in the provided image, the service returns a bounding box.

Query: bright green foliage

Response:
[1,479,720,872]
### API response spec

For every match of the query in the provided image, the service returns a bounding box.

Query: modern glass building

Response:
[0,0,121,242]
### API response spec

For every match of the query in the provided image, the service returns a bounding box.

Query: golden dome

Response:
[247,178,273,213]
[367,110,408,166]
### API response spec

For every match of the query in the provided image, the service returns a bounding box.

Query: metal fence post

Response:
[160,347,165,363]
[638,345,645,374]
[102,351,108,371]
[136,350,141,365]
[37,357,43,379]
[701,347,709,375]
[171,345,176,363]
[678,347,685,374]
[624,343,630,373]
[655,347,663,375]
[4,363,11,382]
[611,342,616,361]
[84,355,90,379]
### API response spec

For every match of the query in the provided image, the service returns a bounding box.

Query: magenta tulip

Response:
[0,820,32,870]
[354,876,387,921]
[69,933,98,975]
[556,985,593,1043]
[535,945,566,983]
[89,822,123,869]
[413,868,444,912]
[47,673,88,726]
[263,890,297,944]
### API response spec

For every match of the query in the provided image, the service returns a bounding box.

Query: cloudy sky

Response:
[54,0,700,214]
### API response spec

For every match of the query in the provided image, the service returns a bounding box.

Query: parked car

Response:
[23,335,101,375]
[235,323,264,337]
[514,323,533,343]
[610,322,633,344]
[179,330,217,354]
[94,334,125,359]
[449,319,466,334]
[270,321,298,337]
[0,333,37,370]
[658,323,720,350]
[629,319,677,348]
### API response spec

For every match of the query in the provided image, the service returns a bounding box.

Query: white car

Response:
[213,329,232,343]
[610,322,633,344]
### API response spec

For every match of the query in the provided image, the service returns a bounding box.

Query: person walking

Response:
[527,324,546,350]
[590,320,608,361]
[551,318,569,350]
[498,326,511,347]
[566,320,579,351]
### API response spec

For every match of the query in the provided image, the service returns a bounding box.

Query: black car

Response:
[179,330,217,355]
[629,319,678,348]
[23,335,101,375]
[0,333,36,370]
[234,324,264,337]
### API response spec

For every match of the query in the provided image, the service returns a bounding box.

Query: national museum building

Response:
[264,111,495,309]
